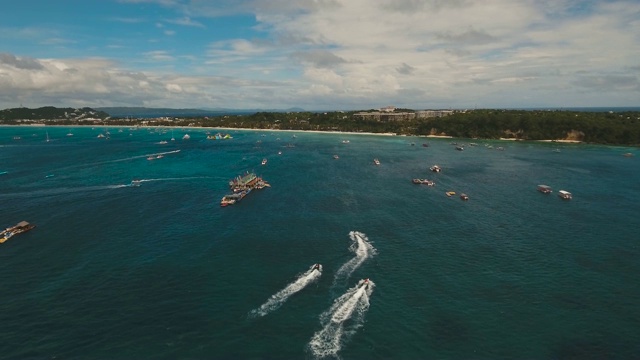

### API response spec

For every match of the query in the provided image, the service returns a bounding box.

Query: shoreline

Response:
[0,124,587,143]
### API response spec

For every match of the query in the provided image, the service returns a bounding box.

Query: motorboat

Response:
[537,185,552,194]
[373,158,380,165]
[333,155,339,159]
[558,190,572,200]
[130,180,142,187]
[446,191,456,197]
[460,193,469,200]
[430,165,441,172]
[262,158,267,165]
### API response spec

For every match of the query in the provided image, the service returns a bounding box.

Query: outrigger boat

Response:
[412,179,435,186]
[1,221,35,244]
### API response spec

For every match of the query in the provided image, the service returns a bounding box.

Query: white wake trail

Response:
[309,279,375,359]
[249,265,322,318]
[334,231,376,283]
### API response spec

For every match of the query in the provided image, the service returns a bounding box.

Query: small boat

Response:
[147,156,155,161]
[156,155,164,159]
[262,158,267,165]
[158,140,168,144]
[130,180,142,187]
[182,134,190,140]
[558,190,572,200]
[455,145,464,151]
[66,133,73,137]
[422,143,429,147]
[446,191,456,197]
[623,152,634,157]
[1,221,35,244]
[342,140,350,144]
[373,158,380,165]
[278,151,282,155]
[430,165,441,172]
[333,155,339,159]
[97,134,105,138]
[460,193,469,200]
[537,185,552,194]
[412,179,435,186]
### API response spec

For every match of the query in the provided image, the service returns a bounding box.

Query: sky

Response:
[0,0,639,111]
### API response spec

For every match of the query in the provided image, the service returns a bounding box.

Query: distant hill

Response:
[0,106,109,121]
[96,107,306,117]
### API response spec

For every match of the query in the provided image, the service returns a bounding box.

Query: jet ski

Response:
[362,278,369,289]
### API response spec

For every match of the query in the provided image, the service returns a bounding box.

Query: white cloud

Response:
[2,0,639,110]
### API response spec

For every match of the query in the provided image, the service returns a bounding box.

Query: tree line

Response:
[1,107,639,145]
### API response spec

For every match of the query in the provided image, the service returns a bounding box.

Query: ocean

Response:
[1,126,639,359]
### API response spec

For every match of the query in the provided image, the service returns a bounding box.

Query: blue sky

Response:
[1,0,639,110]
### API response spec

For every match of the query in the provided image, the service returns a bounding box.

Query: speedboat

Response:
[374,158,380,165]
[430,165,441,172]
[537,185,552,194]
[130,180,141,187]
[558,190,572,200]
[460,193,469,200]
[261,158,267,165]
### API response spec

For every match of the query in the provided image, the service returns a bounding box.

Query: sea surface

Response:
[1,126,639,359]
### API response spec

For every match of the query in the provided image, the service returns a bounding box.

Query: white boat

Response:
[374,158,380,165]
[537,185,552,194]
[171,130,175,141]
[158,140,168,144]
[130,180,142,187]
[262,158,267,165]
[558,190,572,200]
[333,154,339,159]
[430,165,441,172]
[182,134,190,140]
[46,131,50,142]
[342,140,350,144]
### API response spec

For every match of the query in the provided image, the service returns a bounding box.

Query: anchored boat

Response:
[1,221,35,244]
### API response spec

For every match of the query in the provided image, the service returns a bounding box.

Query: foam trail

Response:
[309,279,375,359]
[46,150,182,174]
[249,264,323,318]
[334,231,376,283]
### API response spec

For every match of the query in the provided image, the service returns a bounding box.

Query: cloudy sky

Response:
[1,0,639,110]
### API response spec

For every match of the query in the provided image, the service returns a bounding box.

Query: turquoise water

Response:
[1,127,639,359]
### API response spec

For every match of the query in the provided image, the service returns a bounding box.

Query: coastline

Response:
[0,124,584,143]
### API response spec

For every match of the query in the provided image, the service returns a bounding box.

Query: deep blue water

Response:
[1,127,639,359]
